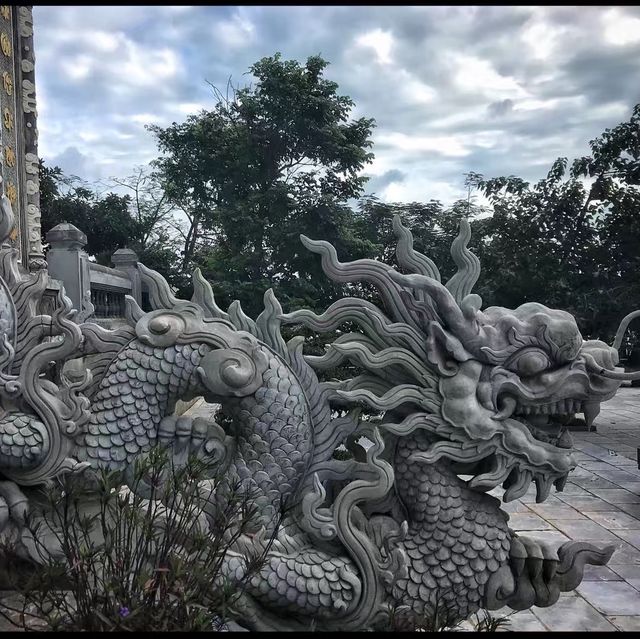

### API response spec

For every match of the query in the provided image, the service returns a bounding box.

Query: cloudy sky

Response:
[33,5,640,205]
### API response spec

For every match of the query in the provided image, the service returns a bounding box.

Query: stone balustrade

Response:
[44,222,147,324]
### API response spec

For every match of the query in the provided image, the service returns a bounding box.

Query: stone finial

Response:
[111,247,139,268]
[45,223,87,250]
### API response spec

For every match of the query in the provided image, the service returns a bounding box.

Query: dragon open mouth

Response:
[458,451,571,504]
[495,391,603,446]
[467,395,604,502]
[446,393,601,503]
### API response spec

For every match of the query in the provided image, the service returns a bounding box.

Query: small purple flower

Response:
[119,606,130,618]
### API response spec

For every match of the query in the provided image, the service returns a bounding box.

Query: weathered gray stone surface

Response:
[0,193,638,630]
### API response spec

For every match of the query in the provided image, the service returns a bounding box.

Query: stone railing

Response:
[45,222,145,326]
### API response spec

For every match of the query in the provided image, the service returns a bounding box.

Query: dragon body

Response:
[0,187,630,629]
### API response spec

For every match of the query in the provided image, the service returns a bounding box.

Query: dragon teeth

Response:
[503,468,533,502]
[583,402,601,430]
[534,475,553,502]
[554,473,569,492]
[468,456,510,491]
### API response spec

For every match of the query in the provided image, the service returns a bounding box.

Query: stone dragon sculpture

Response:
[0,185,637,630]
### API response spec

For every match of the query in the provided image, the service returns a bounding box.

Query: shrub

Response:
[0,446,278,631]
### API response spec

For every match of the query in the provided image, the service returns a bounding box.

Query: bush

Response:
[378,588,512,632]
[0,446,278,631]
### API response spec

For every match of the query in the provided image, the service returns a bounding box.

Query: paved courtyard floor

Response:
[464,386,640,632]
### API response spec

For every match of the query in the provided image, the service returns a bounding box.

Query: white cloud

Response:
[32,5,640,208]
[355,29,394,65]
[453,54,528,99]
[63,55,92,81]
[521,18,566,60]
[603,8,640,46]
[384,177,460,204]
[214,10,256,48]
[130,113,164,125]
[121,46,181,87]
[89,30,121,53]
[174,102,206,115]
[378,132,471,157]
[399,72,437,105]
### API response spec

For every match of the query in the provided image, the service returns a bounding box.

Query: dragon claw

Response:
[486,534,616,611]
[157,415,231,469]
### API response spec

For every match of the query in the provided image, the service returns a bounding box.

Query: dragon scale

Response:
[0,187,632,630]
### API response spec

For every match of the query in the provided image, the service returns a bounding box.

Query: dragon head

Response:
[284,215,623,504]
[411,294,621,502]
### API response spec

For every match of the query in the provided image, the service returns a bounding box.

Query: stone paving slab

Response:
[476,388,640,632]
[527,593,617,632]
[575,581,640,616]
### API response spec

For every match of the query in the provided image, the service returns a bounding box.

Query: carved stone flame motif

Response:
[0,165,637,630]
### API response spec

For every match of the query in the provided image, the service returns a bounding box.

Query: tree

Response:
[104,168,188,291]
[39,160,135,264]
[39,161,185,289]
[475,104,640,342]
[149,53,376,315]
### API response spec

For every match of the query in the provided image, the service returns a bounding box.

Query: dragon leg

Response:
[220,545,361,627]
[484,532,616,611]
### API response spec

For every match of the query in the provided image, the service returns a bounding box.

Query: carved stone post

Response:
[45,223,93,318]
[112,247,141,306]
[0,6,44,271]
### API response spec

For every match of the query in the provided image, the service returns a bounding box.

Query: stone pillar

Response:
[111,247,141,306]
[0,7,44,271]
[45,223,92,316]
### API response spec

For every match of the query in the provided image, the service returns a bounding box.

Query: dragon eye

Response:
[507,349,551,377]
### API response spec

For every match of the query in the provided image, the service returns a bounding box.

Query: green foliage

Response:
[473,609,512,632]
[40,45,640,347]
[354,194,483,282]
[39,160,135,265]
[149,53,376,315]
[39,161,185,290]
[475,104,640,341]
[378,591,511,632]
[331,445,354,461]
[0,447,275,631]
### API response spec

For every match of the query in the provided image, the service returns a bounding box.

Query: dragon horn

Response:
[386,269,480,347]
